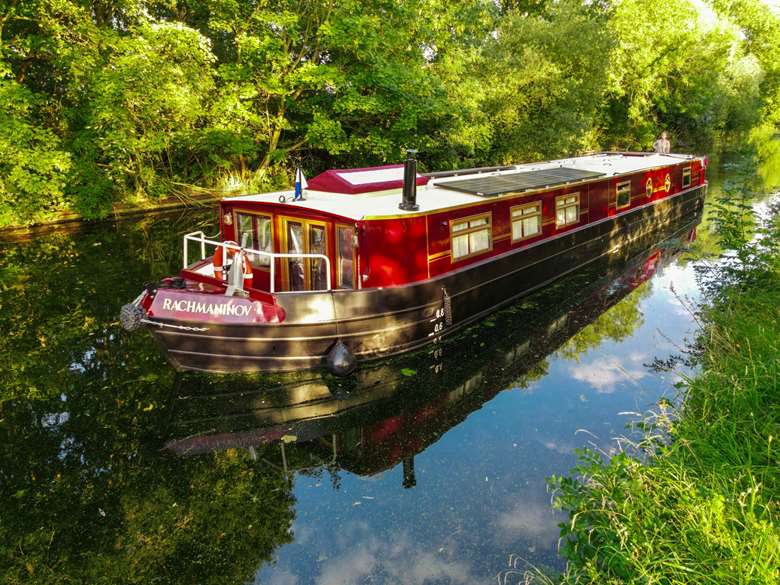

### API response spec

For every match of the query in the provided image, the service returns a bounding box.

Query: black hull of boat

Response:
[148,185,705,373]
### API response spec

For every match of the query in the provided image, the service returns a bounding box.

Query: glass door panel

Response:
[286,221,305,291]
[236,213,255,251]
[308,224,327,291]
[336,225,355,289]
[236,212,273,268]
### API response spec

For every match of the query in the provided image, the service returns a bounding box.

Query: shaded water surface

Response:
[0,151,775,584]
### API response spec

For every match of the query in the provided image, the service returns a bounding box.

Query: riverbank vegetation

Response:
[550,195,780,583]
[2,0,780,228]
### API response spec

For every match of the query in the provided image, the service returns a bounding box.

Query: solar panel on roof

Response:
[439,167,605,197]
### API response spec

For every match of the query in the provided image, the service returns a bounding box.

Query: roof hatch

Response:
[307,164,429,195]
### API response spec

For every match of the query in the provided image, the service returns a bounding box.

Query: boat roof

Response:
[225,152,700,221]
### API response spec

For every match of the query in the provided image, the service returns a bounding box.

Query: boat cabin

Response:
[180,152,706,296]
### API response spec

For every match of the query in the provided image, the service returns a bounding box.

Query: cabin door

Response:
[280,217,329,291]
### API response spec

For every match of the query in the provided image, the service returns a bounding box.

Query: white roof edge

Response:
[218,152,703,220]
[430,152,696,188]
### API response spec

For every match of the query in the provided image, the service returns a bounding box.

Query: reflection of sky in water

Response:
[257,256,704,584]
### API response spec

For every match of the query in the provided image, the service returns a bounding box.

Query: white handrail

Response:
[182,231,332,293]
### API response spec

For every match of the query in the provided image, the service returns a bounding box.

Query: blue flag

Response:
[294,167,308,200]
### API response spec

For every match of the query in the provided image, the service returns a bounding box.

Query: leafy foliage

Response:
[0,80,71,226]
[0,0,779,227]
[480,0,612,161]
[83,23,216,200]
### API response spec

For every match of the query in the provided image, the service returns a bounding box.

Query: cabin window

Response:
[646,178,653,198]
[451,213,492,260]
[237,213,254,248]
[235,212,272,267]
[616,181,631,210]
[682,166,692,188]
[555,194,580,227]
[336,225,356,289]
[511,202,542,242]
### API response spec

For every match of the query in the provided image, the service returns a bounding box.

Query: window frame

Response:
[232,210,274,270]
[449,212,493,262]
[682,166,692,188]
[615,180,632,210]
[510,201,542,243]
[335,223,357,290]
[555,193,580,228]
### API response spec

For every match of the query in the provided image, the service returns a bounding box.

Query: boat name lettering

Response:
[162,298,254,317]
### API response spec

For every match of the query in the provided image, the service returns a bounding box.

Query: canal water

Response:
[0,149,776,584]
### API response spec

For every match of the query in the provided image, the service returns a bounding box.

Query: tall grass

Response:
[549,198,780,583]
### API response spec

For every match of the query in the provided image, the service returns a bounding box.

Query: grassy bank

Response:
[550,203,780,583]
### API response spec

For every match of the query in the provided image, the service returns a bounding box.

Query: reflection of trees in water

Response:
[677,141,780,266]
[557,280,651,362]
[0,210,213,403]
[1,211,296,583]
[1,398,294,583]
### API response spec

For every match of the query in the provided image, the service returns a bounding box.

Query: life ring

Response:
[213,241,253,283]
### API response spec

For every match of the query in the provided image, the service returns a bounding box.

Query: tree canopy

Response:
[1,0,779,227]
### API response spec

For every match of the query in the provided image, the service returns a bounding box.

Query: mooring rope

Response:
[140,318,209,332]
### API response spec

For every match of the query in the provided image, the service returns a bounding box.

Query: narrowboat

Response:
[120,150,707,375]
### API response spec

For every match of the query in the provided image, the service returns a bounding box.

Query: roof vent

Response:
[399,150,419,211]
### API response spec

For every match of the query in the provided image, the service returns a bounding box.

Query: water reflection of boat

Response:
[165,212,701,483]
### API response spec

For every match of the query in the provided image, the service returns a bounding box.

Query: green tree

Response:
[0,79,71,226]
[711,0,780,126]
[202,0,495,177]
[603,0,751,148]
[0,0,778,227]
[477,0,612,162]
[78,22,216,203]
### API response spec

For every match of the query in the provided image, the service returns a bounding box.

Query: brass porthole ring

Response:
[664,174,671,192]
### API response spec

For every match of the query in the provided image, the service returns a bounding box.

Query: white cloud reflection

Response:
[569,354,648,393]
[494,502,561,544]
[314,530,478,585]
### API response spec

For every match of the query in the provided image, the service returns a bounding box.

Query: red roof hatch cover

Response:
[306,164,429,195]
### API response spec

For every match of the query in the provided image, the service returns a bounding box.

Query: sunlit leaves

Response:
[0,80,71,227]
[85,22,216,197]
[1,0,779,226]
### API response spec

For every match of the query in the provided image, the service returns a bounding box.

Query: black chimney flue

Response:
[399,149,419,211]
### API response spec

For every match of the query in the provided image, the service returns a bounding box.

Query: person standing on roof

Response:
[653,131,671,154]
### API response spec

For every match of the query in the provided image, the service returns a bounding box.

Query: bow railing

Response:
[183,231,332,293]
